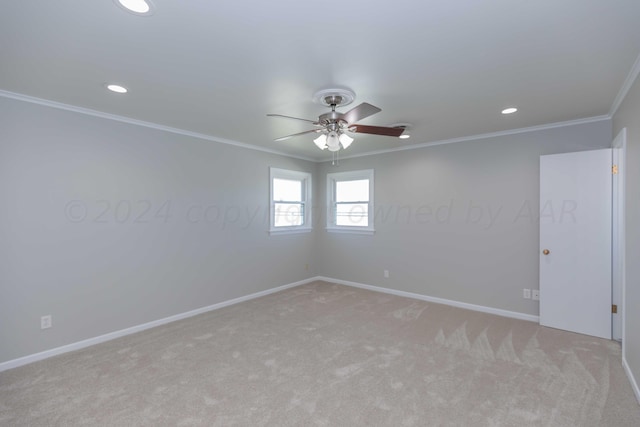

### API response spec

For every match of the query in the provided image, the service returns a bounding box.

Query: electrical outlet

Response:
[41,315,52,330]
[523,289,531,299]
[384,270,390,279]
[532,289,540,301]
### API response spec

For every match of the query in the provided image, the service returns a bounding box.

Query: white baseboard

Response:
[622,355,640,404]
[0,277,318,373]
[318,276,539,323]
[0,275,540,372]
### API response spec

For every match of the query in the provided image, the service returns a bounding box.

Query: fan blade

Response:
[274,129,323,142]
[342,103,382,124]
[267,114,320,125]
[350,125,404,137]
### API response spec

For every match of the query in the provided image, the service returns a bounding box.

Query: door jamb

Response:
[612,128,627,344]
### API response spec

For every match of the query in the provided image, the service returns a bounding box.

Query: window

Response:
[269,168,312,235]
[327,169,374,234]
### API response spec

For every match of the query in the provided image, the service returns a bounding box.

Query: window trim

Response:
[269,167,312,235]
[326,169,375,235]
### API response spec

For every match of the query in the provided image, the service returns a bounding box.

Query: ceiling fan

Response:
[267,89,405,152]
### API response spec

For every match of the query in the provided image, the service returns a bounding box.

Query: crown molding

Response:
[610,52,640,117]
[0,88,616,164]
[332,114,611,162]
[0,90,316,163]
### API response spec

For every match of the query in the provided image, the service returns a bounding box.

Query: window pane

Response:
[336,203,369,226]
[274,203,303,227]
[274,178,302,202]
[336,179,369,202]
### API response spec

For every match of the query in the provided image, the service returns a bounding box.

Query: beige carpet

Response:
[1,281,639,426]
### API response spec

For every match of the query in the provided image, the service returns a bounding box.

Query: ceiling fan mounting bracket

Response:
[312,88,355,108]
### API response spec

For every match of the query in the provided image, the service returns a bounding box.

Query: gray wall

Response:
[613,73,640,394]
[0,97,317,363]
[317,121,611,316]
[0,94,619,367]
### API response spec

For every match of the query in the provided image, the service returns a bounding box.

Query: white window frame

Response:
[269,167,312,235]
[326,169,375,235]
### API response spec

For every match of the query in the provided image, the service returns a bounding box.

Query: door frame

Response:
[612,128,627,342]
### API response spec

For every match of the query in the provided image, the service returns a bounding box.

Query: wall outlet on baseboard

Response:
[384,269,390,279]
[532,289,540,301]
[523,289,531,299]
[41,315,52,330]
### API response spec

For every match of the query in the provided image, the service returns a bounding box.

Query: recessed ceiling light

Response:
[501,107,518,115]
[106,84,128,94]
[392,123,412,139]
[114,0,154,15]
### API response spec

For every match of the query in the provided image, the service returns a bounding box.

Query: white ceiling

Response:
[2,1,640,161]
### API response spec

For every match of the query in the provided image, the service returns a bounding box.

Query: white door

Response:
[539,149,612,339]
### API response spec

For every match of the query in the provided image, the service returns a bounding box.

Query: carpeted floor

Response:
[1,281,639,426]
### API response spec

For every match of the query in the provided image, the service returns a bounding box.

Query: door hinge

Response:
[612,164,618,175]
[612,304,618,314]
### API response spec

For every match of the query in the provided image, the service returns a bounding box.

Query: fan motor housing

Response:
[318,113,348,133]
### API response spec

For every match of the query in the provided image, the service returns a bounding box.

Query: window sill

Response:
[326,227,375,236]
[269,227,313,236]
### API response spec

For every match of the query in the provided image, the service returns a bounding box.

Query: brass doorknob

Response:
[542,249,550,255]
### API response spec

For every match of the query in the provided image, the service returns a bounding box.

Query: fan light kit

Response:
[268,88,404,154]
[314,132,354,151]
